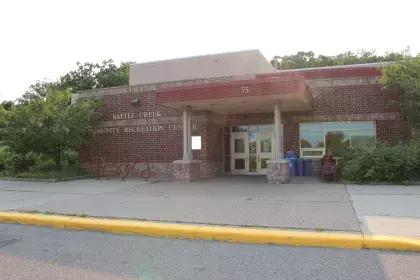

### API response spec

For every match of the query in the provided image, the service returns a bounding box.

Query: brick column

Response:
[266,159,290,184]
[274,100,284,159]
[173,106,202,183]
[267,101,289,184]
[173,160,202,183]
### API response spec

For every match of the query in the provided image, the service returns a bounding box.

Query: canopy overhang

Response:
[156,77,313,114]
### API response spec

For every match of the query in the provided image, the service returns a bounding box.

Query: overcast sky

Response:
[0,0,418,101]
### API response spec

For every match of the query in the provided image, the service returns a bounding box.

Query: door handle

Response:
[258,155,260,162]
[246,157,248,162]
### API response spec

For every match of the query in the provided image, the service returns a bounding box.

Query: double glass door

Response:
[231,125,274,175]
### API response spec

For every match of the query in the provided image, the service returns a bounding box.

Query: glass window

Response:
[257,125,274,132]
[300,131,324,148]
[234,139,245,153]
[351,121,375,130]
[261,158,269,170]
[260,138,272,153]
[325,130,350,157]
[299,121,375,158]
[249,126,258,133]
[300,123,324,131]
[326,122,349,131]
[249,132,257,154]
[232,126,248,132]
[301,150,324,157]
[249,155,257,172]
[234,158,245,170]
[351,130,375,148]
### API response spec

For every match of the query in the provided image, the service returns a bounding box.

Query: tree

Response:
[1,101,13,110]
[4,90,101,170]
[271,49,404,70]
[18,80,59,104]
[381,53,420,126]
[59,60,131,93]
[17,60,133,104]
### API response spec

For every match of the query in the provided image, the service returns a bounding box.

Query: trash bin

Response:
[304,159,312,176]
[297,160,304,176]
[284,151,297,176]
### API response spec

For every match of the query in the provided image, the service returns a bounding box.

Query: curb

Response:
[0,175,93,182]
[0,212,419,251]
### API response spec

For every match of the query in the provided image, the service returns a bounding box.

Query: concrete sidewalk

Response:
[0,177,419,238]
[347,184,420,239]
[0,177,358,231]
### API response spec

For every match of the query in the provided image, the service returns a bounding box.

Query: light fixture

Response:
[131,99,139,106]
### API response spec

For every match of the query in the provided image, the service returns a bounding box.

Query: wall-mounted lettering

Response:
[241,86,249,94]
[112,111,161,120]
[91,123,201,135]
[90,128,120,134]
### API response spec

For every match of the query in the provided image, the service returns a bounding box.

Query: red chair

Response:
[321,152,339,181]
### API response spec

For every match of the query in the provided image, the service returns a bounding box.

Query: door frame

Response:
[230,132,249,175]
[229,126,276,175]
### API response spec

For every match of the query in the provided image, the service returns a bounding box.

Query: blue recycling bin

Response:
[297,160,304,176]
[304,159,312,176]
[284,151,297,176]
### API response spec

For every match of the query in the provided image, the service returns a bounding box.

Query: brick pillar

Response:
[174,106,202,183]
[173,160,202,183]
[266,159,290,184]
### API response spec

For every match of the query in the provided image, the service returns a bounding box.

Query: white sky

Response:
[0,0,418,101]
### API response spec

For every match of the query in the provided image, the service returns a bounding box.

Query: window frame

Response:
[299,121,376,158]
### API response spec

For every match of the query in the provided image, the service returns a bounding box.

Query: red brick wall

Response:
[80,91,215,165]
[80,77,407,174]
[282,82,406,153]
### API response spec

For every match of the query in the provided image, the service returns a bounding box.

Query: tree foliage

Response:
[271,50,404,70]
[59,60,131,93]
[17,80,59,104]
[1,101,13,110]
[17,60,132,104]
[381,54,420,126]
[3,90,100,170]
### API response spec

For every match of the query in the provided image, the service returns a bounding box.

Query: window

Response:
[192,136,202,150]
[299,122,375,158]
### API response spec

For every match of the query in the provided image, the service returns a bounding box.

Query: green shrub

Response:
[342,141,420,184]
[0,146,12,171]
[64,151,78,166]
[32,157,57,173]
[7,152,37,172]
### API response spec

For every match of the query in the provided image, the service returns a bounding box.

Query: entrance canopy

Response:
[156,76,313,114]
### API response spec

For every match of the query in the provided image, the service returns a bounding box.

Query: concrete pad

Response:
[346,184,420,195]
[358,215,420,238]
[0,179,146,194]
[351,195,420,217]
[269,201,360,231]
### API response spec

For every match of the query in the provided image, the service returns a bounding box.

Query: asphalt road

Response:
[0,224,419,280]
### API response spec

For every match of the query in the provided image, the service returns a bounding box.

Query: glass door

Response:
[257,132,274,174]
[231,132,249,174]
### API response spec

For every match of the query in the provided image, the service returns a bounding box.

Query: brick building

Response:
[73,50,408,183]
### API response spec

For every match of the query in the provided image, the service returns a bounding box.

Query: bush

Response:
[7,152,37,172]
[342,141,420,184]
[64,151,78,166]
[0,146,12,171]
[31,157,57,173]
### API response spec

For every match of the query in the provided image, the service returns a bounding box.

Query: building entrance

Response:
[230,125,276,175]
